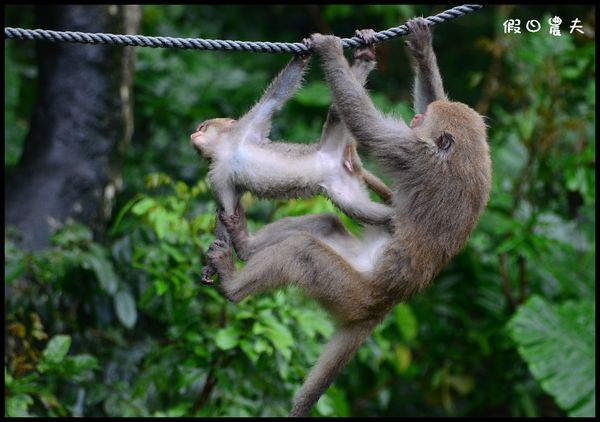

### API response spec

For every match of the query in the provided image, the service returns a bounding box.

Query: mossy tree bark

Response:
[5,5,141,250]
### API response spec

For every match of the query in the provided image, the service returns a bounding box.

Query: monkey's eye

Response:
[435,132,454,151]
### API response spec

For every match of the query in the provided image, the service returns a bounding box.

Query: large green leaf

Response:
[42,335,71,364]
[114,290,137,329]
[38,335,72,373]
[6,394,33,417]
[508,296,595,416]
[83,244,120,295]
[394,303,418,342]
[215,326,240,350]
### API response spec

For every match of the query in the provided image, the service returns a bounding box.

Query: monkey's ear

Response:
[435,132,454,151]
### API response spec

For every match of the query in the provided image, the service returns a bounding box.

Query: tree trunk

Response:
[5,5,141,250]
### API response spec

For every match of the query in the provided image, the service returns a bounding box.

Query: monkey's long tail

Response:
[289,318,381,417]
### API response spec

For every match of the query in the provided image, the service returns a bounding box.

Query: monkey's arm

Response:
[319,35,376,145]
[310,34,416,174]
[347,33,393,204]
[405,18,447,114]
[236,55,309,142]
[200,207,232,285]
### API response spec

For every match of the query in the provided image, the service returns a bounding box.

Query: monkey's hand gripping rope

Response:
[5,5,482,53]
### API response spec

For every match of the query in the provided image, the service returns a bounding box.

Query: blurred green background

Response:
[4,5,595,417]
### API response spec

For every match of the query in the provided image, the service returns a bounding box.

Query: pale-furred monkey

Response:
[190,29,393,231]
[193,30,392,282]
[206,18,492,417]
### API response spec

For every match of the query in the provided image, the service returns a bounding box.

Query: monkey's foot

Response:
[302,37,314,54]
[200,264,216,286]
[353,29,377,61]
[219,207,251,261]
[405,18,432,60]
[294,51,311,66]
[206,239,235,283]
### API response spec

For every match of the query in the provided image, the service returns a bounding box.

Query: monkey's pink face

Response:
[410,113,424,128]
[190,118,236,155]
[190,121,210,147]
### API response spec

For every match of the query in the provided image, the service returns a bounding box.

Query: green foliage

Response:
[4,39,36,169]
[508,296,595,417]
[5,173,344,417]
[4,4,595,418]
[5,333,99,417]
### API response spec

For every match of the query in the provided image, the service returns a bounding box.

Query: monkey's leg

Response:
[322,157,393,226]
[352,29,377,64]
[309,34,415,174]
[206,235,382,417]
[208,233,372,319]
[236,55,309,140]
[317,33,376,155]
[334,196,393,226]
[220,210,350,261]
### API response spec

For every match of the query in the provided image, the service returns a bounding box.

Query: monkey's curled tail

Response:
[289,318,381,417]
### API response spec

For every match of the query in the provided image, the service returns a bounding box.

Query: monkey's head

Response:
[412,100,489,166]
[411,100,491,223]
[190,118,236,157]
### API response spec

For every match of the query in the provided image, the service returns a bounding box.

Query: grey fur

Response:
[191,35,393,227]
[207,19,492,417]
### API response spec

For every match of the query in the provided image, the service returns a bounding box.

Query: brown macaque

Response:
[191,29,393,228]
[206,18,492,417]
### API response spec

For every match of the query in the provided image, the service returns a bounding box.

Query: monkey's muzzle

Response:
[410,114,424,128]
[190,131,204,148]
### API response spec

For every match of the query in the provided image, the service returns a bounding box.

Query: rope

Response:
[4,5,482,54]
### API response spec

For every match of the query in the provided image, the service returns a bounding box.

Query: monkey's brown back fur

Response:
[373,100,490,313]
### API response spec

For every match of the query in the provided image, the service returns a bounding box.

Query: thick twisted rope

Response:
[5,5,482,54]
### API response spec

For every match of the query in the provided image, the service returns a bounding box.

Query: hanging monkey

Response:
[191,29,393,227]
[206,18,491,417]
[193,29,391,283]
